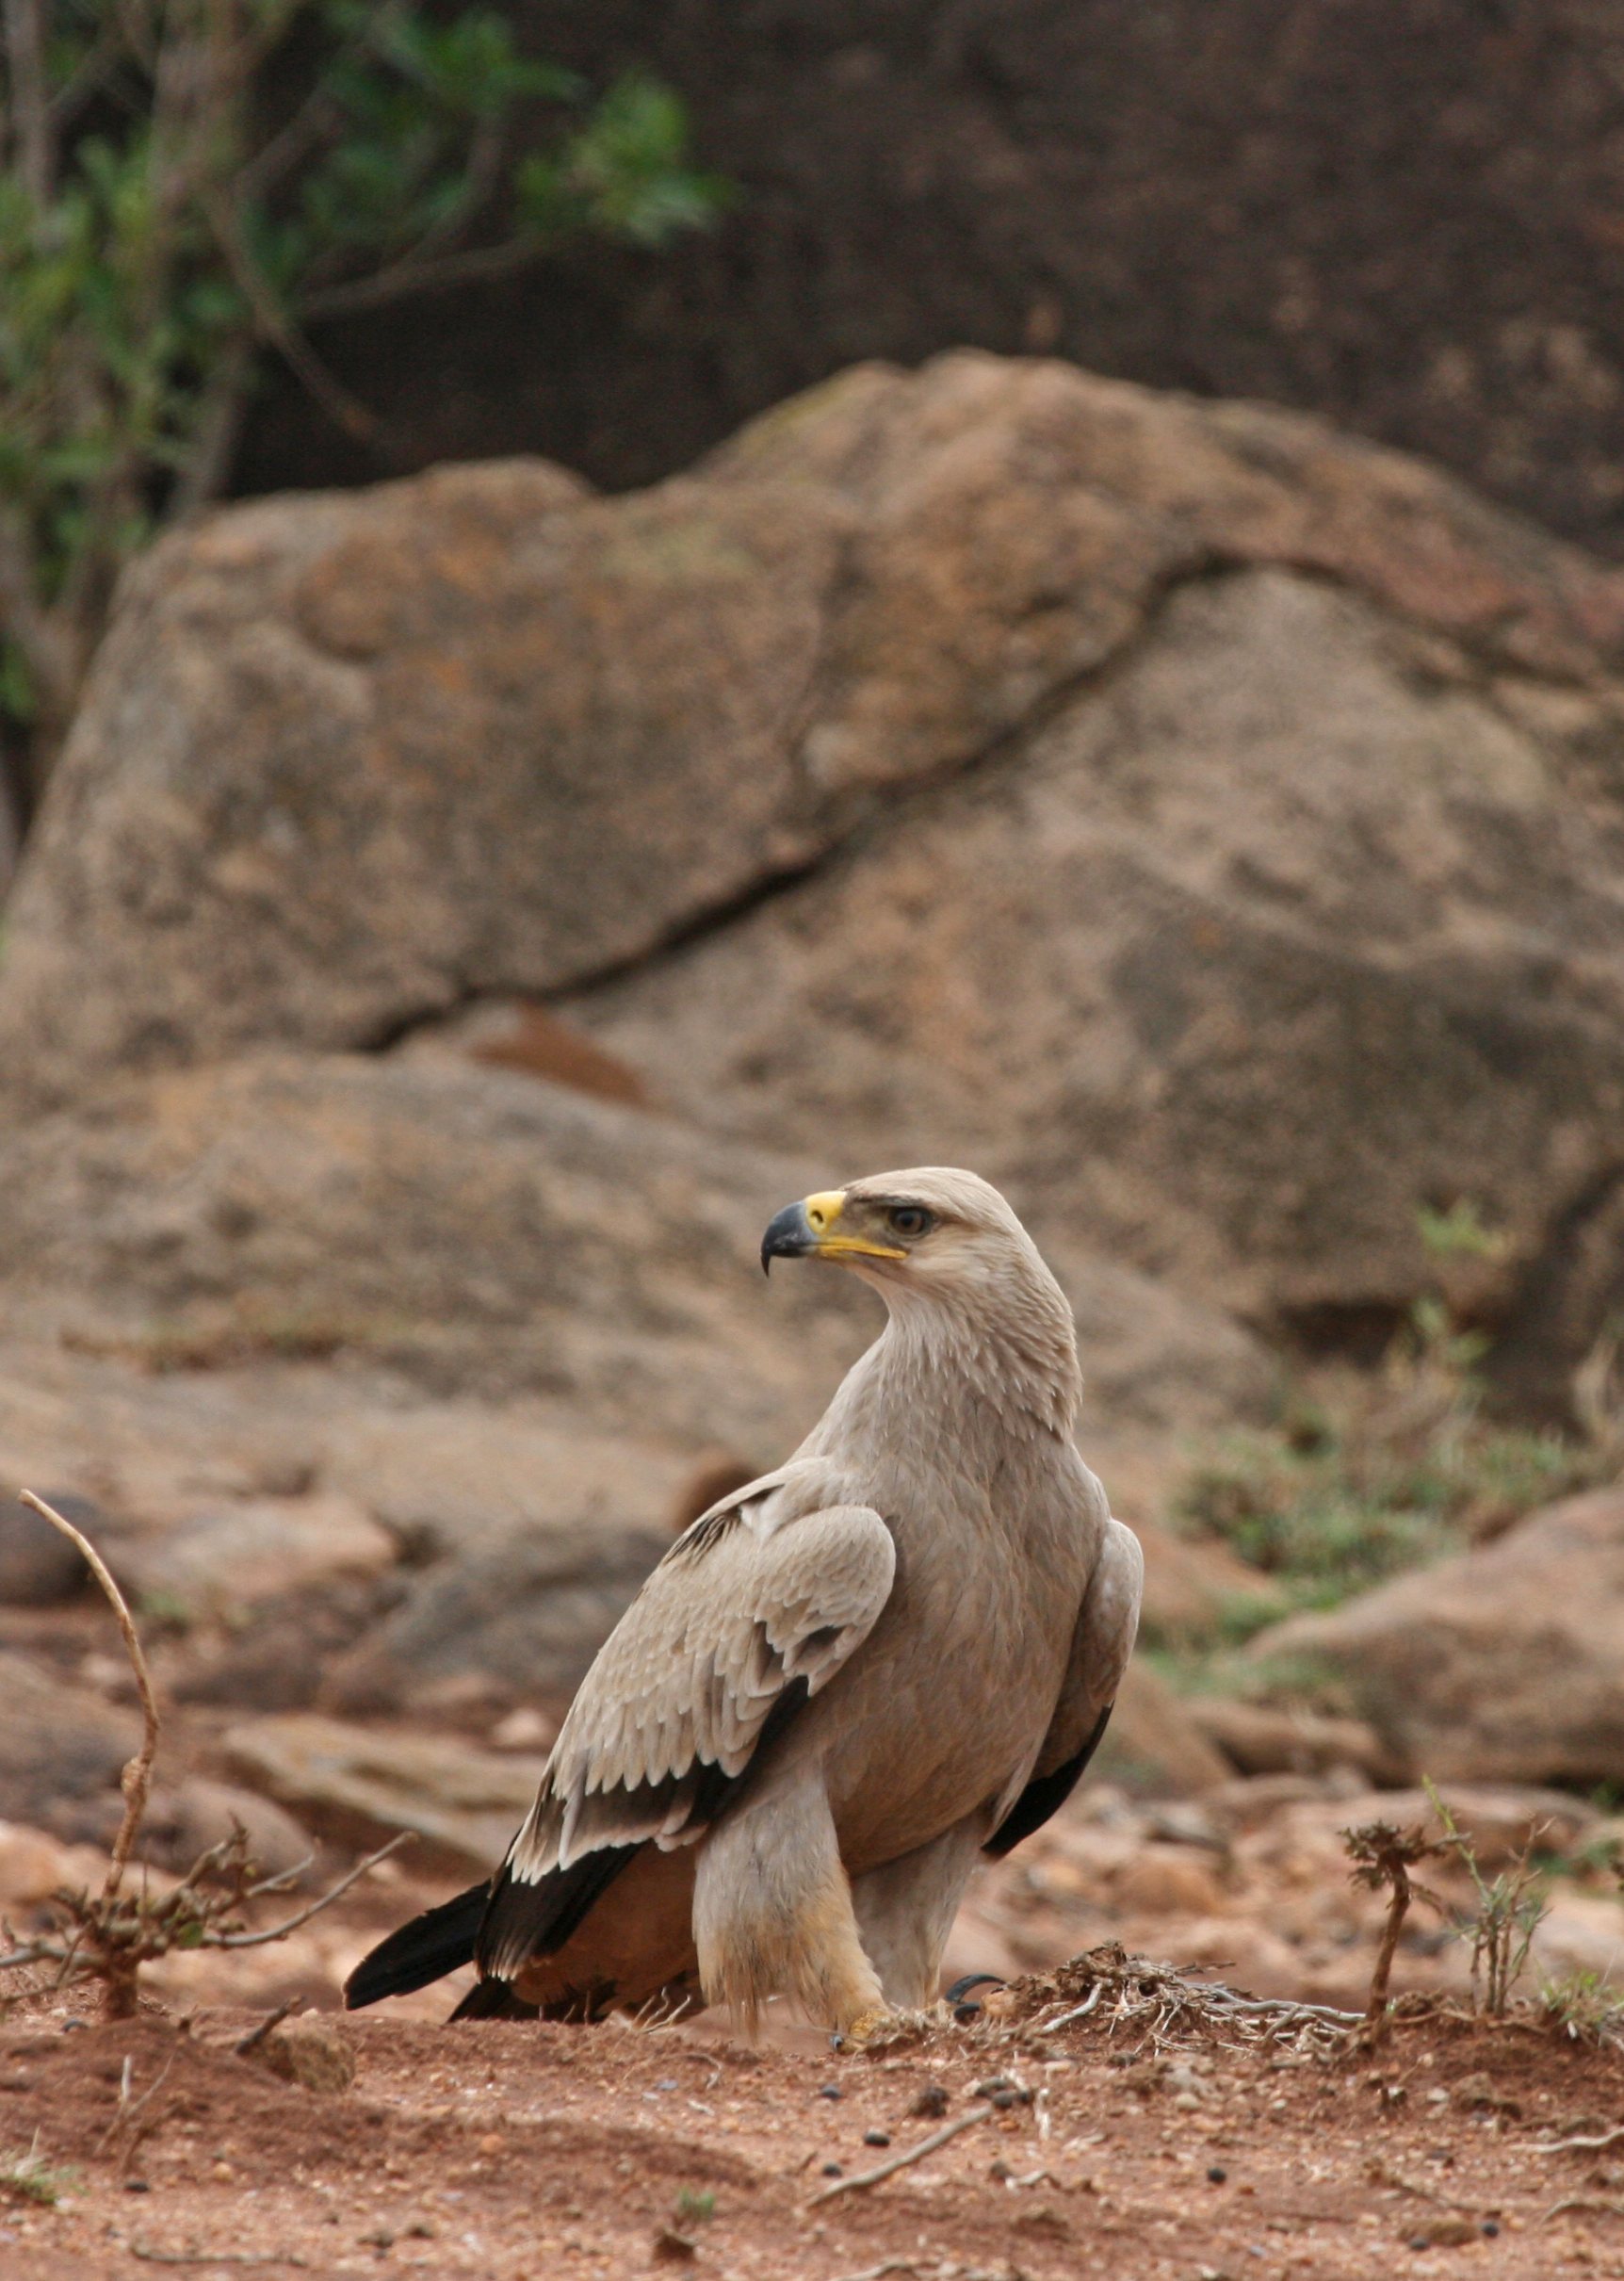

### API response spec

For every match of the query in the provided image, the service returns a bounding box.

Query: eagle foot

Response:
[834,2004,940,2054]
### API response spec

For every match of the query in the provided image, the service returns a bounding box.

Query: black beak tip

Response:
[760,1200,814,1275]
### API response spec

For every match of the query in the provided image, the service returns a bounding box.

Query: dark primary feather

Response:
[983,1701,1113,1859]
[478,1842,641,1980]
[343,1880,488,2009]
[476,1678,815,1987]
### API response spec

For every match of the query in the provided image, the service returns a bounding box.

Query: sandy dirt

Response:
[3,1955,1624,2281]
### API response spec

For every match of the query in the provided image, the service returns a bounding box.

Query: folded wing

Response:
[477,1494,896,1981]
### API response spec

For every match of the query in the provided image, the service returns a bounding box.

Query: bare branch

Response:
[167,341,253,522]
[21,1491,158,1901]
[47,19,126,131]
[205,194,380,442]
[807,2104,993,2207]
[3,0,52,203]
[294,232,548,321]
[213,1833,409,1946]
[233,1998,299,2057]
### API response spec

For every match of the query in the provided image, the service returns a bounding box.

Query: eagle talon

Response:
[841,2004,935,2050]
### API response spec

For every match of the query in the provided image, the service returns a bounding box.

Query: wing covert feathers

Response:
[506,1501,895,1882]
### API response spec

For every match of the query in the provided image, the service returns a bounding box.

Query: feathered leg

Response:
[693,1774,885,2039]
[849,1809,989,2010]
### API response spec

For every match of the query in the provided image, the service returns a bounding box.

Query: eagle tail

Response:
[343,1880,488,2009]
[475,1842,640,1980]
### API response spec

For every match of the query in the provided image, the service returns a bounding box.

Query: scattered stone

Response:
[0,1820,111,1909]
[1248,1491,1624,1785]
[910,2084,950,2119]
[256,2017,355,2095]
[1091,1662,1231,1797]
[223,1711,546,1870]
[113,1493,397,1621]
[139,1778,314,1882]
[321,1520,669,1716]
[172,1575,402,1714]
[1113,1846,1226,1917]
[1409,2216,1478,2248]
[0,1651,140,1839]
[1186,1698,1397,1783]
[1450,2073,1520,2118]
[1015,2204,1070,2240]
[0,1491,95,1605]
[488,1706,559,1752]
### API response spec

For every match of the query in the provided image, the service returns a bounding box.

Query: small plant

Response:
[674,2186,715,2224]
[0,0,728,813]
[1540,1969,1624,2050]
[1177,1277,1614,1620]
[0,2134,76,2205]
[1342,1819,1448,2045]
[0,1491,403,2016]
[1428,1783,1551,2017]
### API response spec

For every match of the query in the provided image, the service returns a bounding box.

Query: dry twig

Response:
[1534,2126,1624,2157]
[21,1490,158,1898]
[1342,1820,1448,2045]
[806,2105,992,2207]
[1,1491,410,2016]
[233,2000,300,2058]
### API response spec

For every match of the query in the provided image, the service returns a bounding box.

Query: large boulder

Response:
[4,353,1624,1392]
[318,1520,671,1717]
[0,1049,1267,1442]
[0,1653,141,1842]
[1245,1489,1624,1787]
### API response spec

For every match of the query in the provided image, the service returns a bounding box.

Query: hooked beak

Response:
[760,1189,906,1275]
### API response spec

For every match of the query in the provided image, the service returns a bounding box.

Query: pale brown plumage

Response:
[346,1167,1143,2037]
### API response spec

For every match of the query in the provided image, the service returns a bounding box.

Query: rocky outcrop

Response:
[0,1653,141,1842]
[223,1712,548,1871]
[1246,1489,1624,1787]
[319,1521,670,1718]
[0,1049,1269,1442]
[3,354,1623,1390]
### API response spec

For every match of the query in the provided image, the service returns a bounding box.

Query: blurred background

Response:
[3,0,1624,2028]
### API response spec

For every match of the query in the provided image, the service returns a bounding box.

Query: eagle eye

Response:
[888,1205,933,1240]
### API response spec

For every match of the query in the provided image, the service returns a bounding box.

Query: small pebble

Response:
[210,2162,235,2183]
[1207,2165,1226,2183]
[820,2083,842,2100]
[1408,2238,1430,2253]
[820,2162,842,2177]
[1482,2222,1500,2239]
[863,2129,890,2148]
[911,2083,950,2119]
[123,2180,150,2195]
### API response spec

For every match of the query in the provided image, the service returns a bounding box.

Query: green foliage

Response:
[0,0,726,793]
[1427,1782,1550,2016]
[674,2186,716,2224]
[0,2138,76,2205]
[1540,1968,1624,2047]
[1176,1296,1609,1620]
[1415,1197,1509,1262]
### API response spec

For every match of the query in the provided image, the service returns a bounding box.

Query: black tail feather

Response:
[343,1879,488,2010]
[477,1843,640,1980]
[449,1978,541,2020]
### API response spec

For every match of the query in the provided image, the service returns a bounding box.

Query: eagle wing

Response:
[472,1489,895,1980]
[984,1512,1143,1857]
